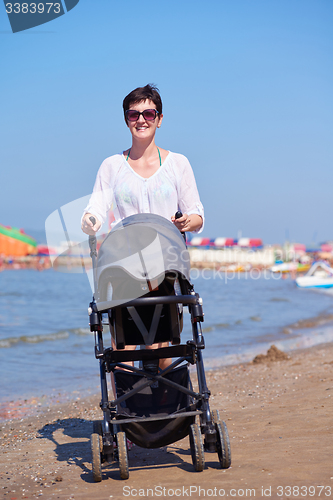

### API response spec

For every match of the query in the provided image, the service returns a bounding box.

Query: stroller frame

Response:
[88,223,231,481]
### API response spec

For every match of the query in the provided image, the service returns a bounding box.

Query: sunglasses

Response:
[125,109,159,122]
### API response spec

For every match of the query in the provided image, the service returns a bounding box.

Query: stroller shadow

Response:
[170,444,223,471]
[37,417,97,483]
[37,417,204,482]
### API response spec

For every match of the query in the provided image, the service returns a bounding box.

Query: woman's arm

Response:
[81,157,117,234]
[81,213,102,235]
[174,154,204,233]
[171,213,203,232]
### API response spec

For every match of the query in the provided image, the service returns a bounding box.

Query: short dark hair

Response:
[123,84,162,122]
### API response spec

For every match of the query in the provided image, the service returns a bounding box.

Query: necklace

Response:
[126,147,162,166]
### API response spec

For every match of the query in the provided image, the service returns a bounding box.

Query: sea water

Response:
[1,268,333,403]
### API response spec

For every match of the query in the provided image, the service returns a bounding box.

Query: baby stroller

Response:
[87,213,231,481]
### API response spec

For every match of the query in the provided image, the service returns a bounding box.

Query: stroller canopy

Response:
[95,214,191,306]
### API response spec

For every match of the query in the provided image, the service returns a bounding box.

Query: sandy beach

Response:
[1,342,332,500]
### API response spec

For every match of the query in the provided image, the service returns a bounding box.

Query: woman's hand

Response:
[81,213,101,235]
[171,213,203,233]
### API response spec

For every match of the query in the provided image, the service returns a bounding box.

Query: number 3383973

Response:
[5,3,61,14]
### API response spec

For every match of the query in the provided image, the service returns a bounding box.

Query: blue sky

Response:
[1,0,332,245]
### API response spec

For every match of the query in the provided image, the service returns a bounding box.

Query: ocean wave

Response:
[202,322,231,333]
[270,297,290,302]
[282,313,333,334]
[0,291,23,297]
[0,328,91,348]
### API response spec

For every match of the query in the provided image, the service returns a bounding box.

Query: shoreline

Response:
[1,337,333,422]
[1,297,333,350]
[2,311,333,416]
[1,341,332,498]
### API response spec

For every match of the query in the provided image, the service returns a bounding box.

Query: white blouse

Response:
[84,151,204,233]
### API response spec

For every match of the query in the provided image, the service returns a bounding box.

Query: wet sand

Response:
[1,342,333,499]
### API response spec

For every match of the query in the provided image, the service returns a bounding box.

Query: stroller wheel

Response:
[189,423,205,472]
[212,409,220,423]
[215,420,231,469]
[91,433,102,482]
[117,431,129,480]
[93,420,103,454]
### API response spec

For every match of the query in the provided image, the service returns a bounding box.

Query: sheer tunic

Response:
[84,151,204,233]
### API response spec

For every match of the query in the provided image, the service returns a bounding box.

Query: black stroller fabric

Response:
[114,365,195,448]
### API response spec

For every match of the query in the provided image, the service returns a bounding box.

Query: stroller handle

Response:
[175,211,186,243]
[88,216,97,243]
[96,294,200,311]
[88,216,98,295]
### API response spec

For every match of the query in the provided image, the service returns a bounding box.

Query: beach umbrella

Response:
[237,238,263,248]
[37,244,57,256]
[189,237,212,246]
[321,243,333,252]
[292,243,306,254]
[214,237,236,247]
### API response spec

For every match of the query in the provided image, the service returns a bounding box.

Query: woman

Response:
[81,84,204,235]
[81,84,204,371]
